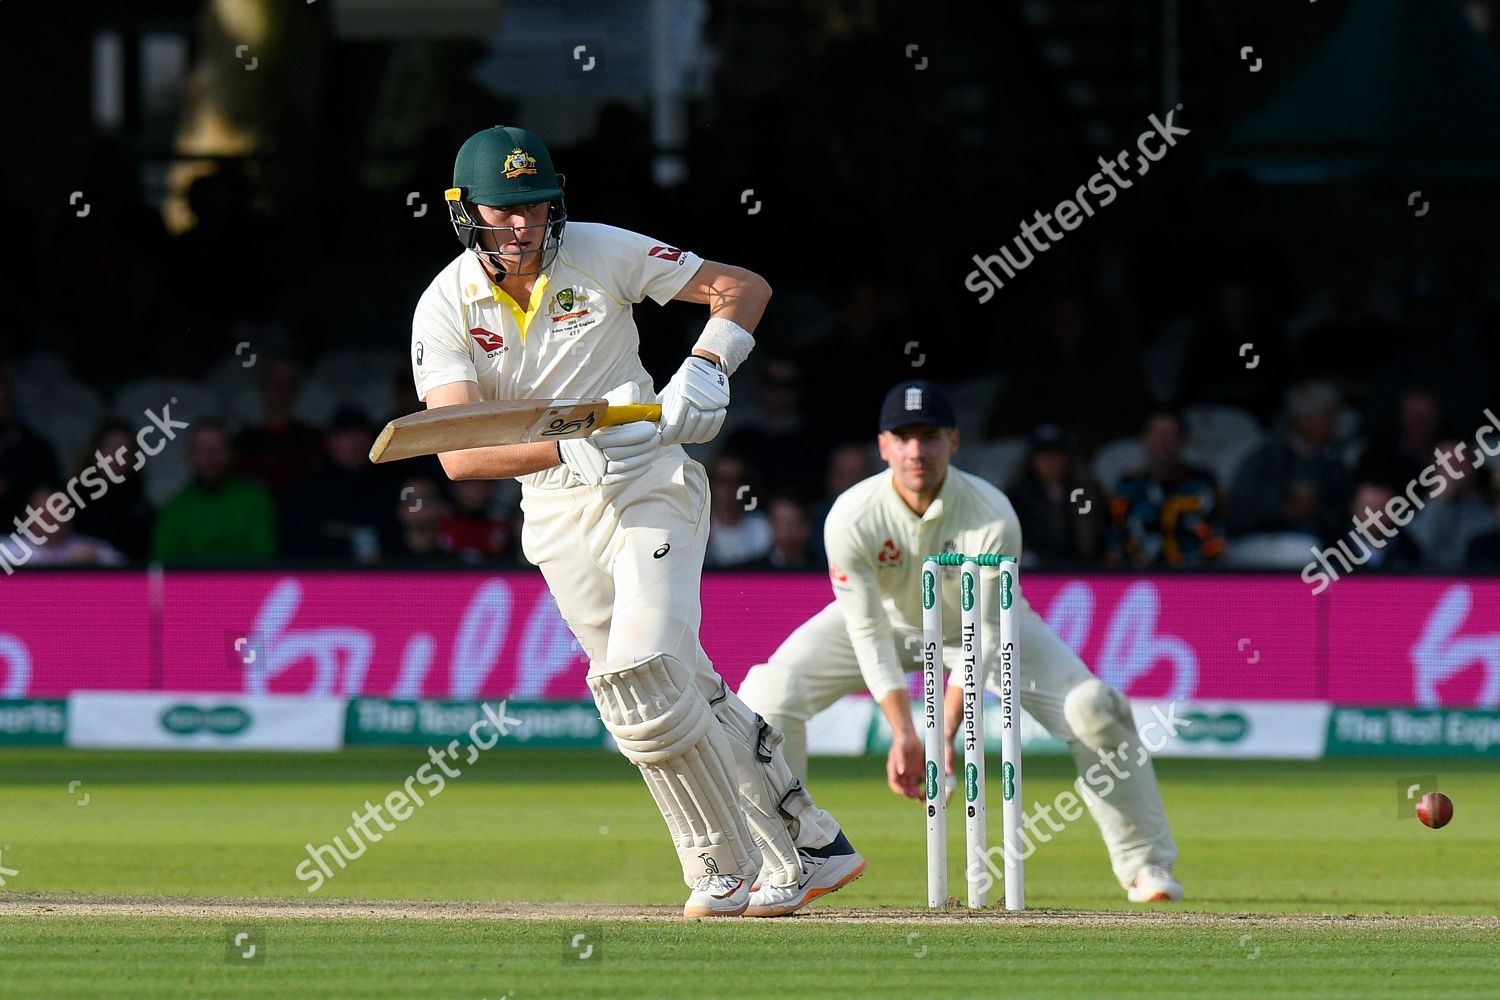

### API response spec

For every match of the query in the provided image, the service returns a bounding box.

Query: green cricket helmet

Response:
[445,125,567,276]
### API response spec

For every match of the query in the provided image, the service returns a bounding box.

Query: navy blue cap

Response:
[878,380,957,432]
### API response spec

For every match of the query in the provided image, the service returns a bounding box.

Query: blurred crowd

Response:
[4,270,1498,573]
[0,357,520,569]
[701,320,1500,574]
[2,5,1497,574]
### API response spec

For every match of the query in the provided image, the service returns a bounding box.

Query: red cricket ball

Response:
[1417,791,1454,829]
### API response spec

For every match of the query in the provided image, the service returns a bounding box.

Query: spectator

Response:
[810,442,879,560]
[283,407,399,563]
[823,442,880,499]
[150,421,276,564]
[744,495,817,570]
[1464,473,1500,570]
[234,356,325,500]
[721,357,831,499]
[5,484,126,567]
[706,453,772,568]
[1357,386,1444,488]
[1229,380,1352,545]
[984,291,1151,453]
[1345,480,1423,571]
[381,364,449,487]
[437,479,515,563]
[71,421,154,562]
[1408,439,1497,570]
[1362,277,1487,429]
[1005,423,1105,568]
[0,363,61,529]
[1106,411,1226,569]
[391,476,451,560]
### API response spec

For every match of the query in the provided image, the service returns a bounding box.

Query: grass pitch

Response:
[1,750,1496,998]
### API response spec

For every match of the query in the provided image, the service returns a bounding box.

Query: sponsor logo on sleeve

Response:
[469,328,507,355]
[647,245,684,263]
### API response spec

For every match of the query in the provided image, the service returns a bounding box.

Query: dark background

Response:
[1,0,1497,573]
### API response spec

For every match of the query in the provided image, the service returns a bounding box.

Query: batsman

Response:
[411,126,864,917]
[738,380,1182,902]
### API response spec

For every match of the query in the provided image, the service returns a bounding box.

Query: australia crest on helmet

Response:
[502,148,538,179]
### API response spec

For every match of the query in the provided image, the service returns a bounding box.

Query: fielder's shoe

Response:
[1127,863,1184,902]
[745,830,867,917]
[683,875,750,918]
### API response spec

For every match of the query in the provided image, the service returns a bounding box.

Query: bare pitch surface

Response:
[7,896,1500,928]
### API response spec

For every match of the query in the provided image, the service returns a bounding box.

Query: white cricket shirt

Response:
[411,221,704,489]
[823,466,1024,700]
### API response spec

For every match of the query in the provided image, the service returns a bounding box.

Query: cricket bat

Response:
[369,398,662,464]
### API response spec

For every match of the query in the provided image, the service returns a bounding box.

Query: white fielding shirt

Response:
[411,222,704,490]
[823,466,1023,700]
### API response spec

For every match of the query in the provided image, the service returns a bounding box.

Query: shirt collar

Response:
[457,252,553,341]
[457,251,556,303]
[458,252,496,304]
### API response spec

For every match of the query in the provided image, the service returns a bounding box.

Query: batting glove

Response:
[558,383,659,486]
[657,355,729,446]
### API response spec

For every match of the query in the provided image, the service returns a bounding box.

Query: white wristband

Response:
[693,317,755,376]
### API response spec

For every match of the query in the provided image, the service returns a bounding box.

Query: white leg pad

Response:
[1062,679,1178,886]
[588,652,761,885]
[709,681,843,889]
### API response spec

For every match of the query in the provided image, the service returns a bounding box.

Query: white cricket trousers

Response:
[738,599,1177,888]
[521,450,841,882]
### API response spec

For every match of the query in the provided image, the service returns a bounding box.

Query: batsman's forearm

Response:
[438,441,559,480]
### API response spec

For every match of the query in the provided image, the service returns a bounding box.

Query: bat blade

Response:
[369,398,659,464]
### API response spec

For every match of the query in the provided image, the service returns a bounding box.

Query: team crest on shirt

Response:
[550,286,591,321]
[469,327,507,356]
[501,148,537,178]
[548,286,598,336]
[877,539,902,566]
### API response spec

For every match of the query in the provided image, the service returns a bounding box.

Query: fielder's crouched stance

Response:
[414,125,863,917]
[739,381,1182,903]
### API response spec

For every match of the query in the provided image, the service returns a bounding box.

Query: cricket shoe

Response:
[683,875,750,918]
[745,830,867,917]
[1127,864,1183,902]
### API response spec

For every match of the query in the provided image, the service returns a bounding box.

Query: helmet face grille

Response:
[448,197,567,277]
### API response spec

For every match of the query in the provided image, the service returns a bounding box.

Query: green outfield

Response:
[1,750,1496,998]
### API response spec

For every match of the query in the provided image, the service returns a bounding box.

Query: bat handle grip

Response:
[600,404,662,427]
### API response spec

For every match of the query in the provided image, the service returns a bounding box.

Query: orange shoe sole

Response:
[746,859,867,917]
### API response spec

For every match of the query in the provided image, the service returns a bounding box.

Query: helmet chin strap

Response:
[476,247,543,281]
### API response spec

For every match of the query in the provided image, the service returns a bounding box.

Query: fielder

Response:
[739,380,1182,902]
[411,126,863,918]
